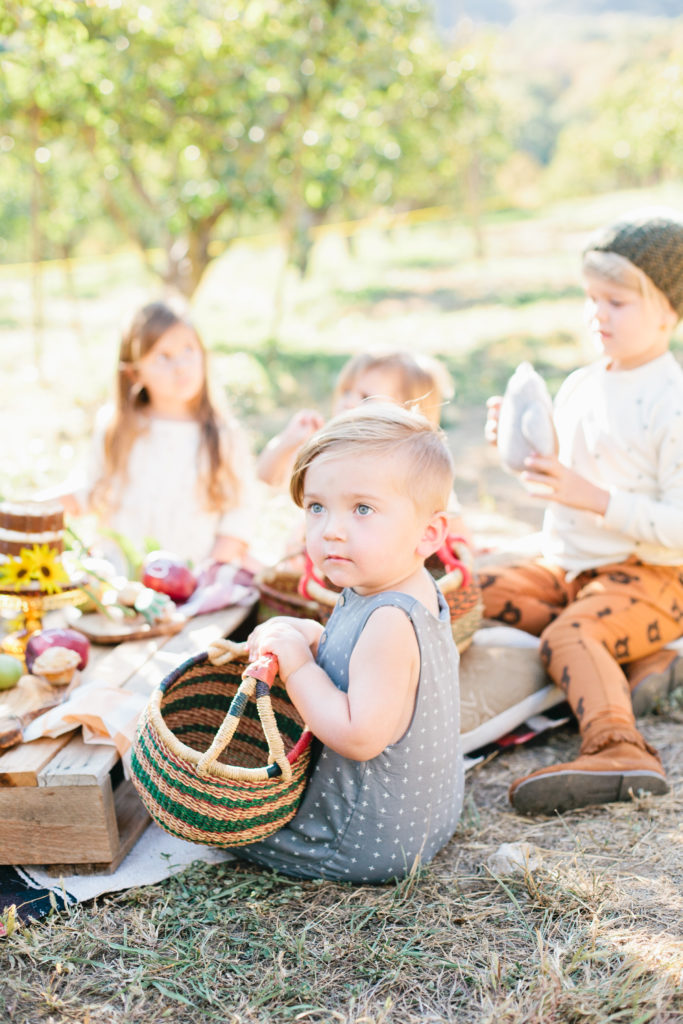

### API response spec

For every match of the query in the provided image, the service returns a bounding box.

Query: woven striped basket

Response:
[130,639,313,847]
[430,535,483,654]
[256,551,339,625]
[437,574,483,653]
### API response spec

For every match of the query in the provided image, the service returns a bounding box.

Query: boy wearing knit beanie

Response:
[480,209,683,815]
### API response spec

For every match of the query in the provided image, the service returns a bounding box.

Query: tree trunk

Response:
[30,107,45,377]
[465,146,485,261]
[162,221,215,298]
[61,242,84,343]
[267,238,291,344]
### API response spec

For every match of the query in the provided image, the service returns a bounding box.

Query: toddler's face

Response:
[135,323,204,414]
[302,451,430,596]
[334,367,404,415]
[583,271,673,371]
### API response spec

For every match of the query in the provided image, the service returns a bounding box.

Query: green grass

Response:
[2,753,681,1022]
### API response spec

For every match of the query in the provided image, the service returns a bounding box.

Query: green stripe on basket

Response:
[133,727,305,812]
[138,776,302,837]
[132,749,303,820]
[170,718,301,749]
[136,806,286,849]
[172,722,270,757]
[164,690,260,716]
[162,674,240,701]
[163,694,302,742]
[163,676,291,701]
[163,691,233,715]
[130,748,304,841]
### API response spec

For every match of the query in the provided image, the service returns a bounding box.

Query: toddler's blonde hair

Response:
[333,350,453,426]
[290,404,454,516]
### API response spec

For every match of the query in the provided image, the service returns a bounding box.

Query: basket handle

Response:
[298,551,339,607]
[434,534,473,589]
[196,650,293,781]
[207,637,248,665]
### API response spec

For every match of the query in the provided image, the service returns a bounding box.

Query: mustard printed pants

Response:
[477,557,683,748]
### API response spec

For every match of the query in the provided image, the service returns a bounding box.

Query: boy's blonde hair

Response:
[334,350,454,426]
[290,404,454,516]
[582,250,676,322]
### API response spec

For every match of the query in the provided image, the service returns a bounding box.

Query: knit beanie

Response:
[584,210,683,318]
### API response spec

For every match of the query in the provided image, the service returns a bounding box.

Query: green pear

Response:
[0,653,23,690]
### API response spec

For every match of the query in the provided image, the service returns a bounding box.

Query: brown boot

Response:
[509,735,668,815]
[626,648,683,717]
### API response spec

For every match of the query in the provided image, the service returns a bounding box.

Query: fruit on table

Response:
[0,654,23,690]
[78,555,120,612]
[25,627,90,672]
[141,551,197,602]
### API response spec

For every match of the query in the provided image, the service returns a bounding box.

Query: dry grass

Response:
[1,193,682,1022]
[2,714,681,1022]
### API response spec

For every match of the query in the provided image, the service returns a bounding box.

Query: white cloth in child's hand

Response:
[497,362,557,473]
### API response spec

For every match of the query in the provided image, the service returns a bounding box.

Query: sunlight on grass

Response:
[606,927,683,984]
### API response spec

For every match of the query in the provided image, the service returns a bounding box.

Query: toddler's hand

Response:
[484,396,502,445]
[247,620,314,682]
[522,454,609,515]
[281,409,325,449]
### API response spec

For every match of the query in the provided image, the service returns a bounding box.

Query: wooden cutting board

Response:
[64,608,186,644]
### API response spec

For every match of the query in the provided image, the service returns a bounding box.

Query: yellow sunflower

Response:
[23,544,70,595]
[0,552,34,591]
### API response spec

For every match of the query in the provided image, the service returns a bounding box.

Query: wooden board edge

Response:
[42,779,150,876]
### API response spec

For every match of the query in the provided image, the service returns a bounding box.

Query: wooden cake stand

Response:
[0,587,87,658]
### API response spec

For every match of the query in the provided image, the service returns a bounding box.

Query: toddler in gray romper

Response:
[239,583,464,883]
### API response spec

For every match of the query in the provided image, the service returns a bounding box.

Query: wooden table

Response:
[0,603,253,873]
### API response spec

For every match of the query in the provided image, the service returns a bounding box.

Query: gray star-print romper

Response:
[238,583,464,883]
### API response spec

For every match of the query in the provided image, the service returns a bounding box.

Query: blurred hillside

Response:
[435,0,682,25]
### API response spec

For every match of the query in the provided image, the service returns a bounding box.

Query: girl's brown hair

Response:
[91,302,244,516]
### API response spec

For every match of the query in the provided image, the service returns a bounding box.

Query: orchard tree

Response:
[2,0,481,295]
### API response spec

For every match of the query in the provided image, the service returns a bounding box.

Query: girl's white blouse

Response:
[84,407,256,566]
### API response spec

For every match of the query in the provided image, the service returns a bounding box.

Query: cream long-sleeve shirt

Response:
[82,406,257,566]
[541,351,683,577]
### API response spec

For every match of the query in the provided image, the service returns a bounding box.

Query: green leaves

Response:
[1,0,479,291]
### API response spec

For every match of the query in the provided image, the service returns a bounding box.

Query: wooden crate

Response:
[0,603,253,873]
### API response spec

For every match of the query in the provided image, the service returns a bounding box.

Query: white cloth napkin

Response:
[21,681,147,756]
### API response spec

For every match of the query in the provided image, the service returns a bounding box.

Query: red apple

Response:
[141,551,197,603]
[25,627,90,673]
